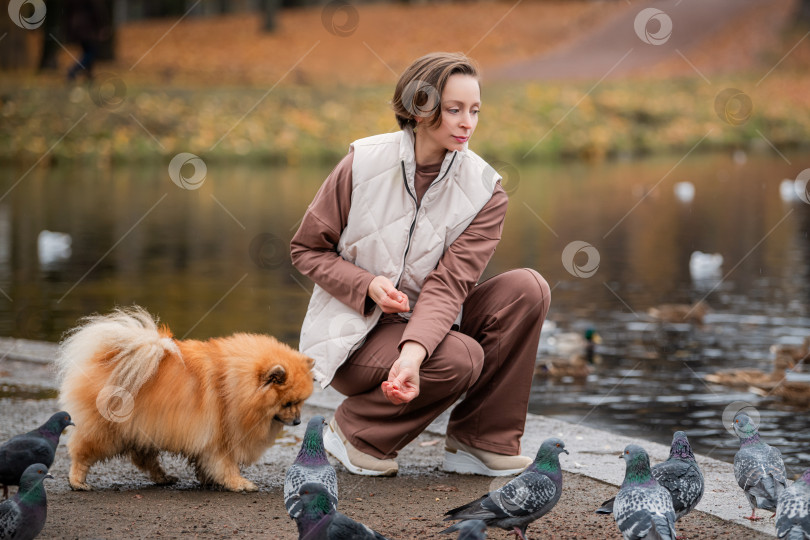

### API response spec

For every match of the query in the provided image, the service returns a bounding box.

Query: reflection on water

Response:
[1,150,808,474]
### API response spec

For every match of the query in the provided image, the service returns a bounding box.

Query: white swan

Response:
[38,230,72,266]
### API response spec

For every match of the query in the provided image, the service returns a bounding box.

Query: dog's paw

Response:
[69,481,93,491]
[228,478,258,492]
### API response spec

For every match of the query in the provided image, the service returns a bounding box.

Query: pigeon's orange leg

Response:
[744,507,763,521]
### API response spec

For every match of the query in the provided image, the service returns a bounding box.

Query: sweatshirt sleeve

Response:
[399,183,508,357]
[289,150,377,315]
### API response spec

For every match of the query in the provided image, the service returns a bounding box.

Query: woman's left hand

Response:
[381,342,426,405]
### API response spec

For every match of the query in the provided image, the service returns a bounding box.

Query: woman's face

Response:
[418,73,480,155]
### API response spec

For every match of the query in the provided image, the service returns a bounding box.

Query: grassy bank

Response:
[2,71,809,166]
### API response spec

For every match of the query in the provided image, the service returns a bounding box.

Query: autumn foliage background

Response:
[2,0,810,164]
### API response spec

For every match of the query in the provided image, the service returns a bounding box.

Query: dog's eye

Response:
[284,402,293,408]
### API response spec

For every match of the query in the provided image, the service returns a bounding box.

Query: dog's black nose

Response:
[292,418,301,426]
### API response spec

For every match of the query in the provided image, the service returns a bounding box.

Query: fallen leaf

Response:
[419,439,440,447]
[431,484,459,492]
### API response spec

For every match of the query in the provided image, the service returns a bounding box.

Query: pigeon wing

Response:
[0,437,53,475]
[0,499,22,539]
[766,445,788,491]
[775,484,810,538]
[283,464,306,517]
[284,464,338,518]
[445,471,556,522]
[329,512,389,540]
[482,471,557,519]
[614,485,675,539]
[652,460,704,518]
[740,448,786,510]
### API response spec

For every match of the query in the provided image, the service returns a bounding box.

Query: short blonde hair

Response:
[392,52,480,130]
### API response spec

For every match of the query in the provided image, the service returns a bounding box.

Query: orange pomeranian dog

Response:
[55,306,314,492]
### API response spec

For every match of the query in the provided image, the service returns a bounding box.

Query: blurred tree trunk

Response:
[97,0,115,61]
[39,0,64,71]
[260,0,282,31]
[798,0,810,24]
[0,15,28,69]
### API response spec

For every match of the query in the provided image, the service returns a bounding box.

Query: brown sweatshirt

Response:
[290,149,508,358]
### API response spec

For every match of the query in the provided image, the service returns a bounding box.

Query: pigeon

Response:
[0,412,73,499]
[597,431,704,522]
[732,412,787,521]
[285,416,338,519]
[442,438,568,540]
[293,482,388,540]
[0,463,53,540]
[441,519,488,540]
[776,468,810,540]
[613,445,677,540]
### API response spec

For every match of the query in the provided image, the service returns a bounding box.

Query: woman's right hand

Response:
[368,276,410,313]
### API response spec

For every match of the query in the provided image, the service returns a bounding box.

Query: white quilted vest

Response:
[300,128,500,387]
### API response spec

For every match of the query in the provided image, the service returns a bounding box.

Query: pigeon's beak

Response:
[562,449,569,455]
[618,454,624,459]
[68,421,75,427]
[45,473,54,480]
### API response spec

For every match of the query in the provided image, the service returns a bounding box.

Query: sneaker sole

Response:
[323,423,397,477]
[442,449,527,476]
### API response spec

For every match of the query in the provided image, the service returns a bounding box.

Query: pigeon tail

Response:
[439,519,488,539]
[650,514,677,540]
[786,527,805,540]
[595,496,614,514]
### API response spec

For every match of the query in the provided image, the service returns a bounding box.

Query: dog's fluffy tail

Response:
[55,306,181,396]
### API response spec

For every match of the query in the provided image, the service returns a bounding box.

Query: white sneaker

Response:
[323,419,398,477]
[442,436,532,476]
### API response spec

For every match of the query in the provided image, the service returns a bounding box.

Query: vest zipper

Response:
[395,153,456,289]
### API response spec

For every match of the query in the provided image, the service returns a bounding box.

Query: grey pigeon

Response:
[285,416,338,519]
[441,519,487,540]
[776,468,810,540]
[597,431,704,522]
[293,482,389,540]
[733,412,787,520]
[0,413,72,499]
[0,464,52,540]
[442,438,568,540]
[613,445,677,540]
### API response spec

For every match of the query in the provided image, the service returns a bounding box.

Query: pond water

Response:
[1,150,808,475]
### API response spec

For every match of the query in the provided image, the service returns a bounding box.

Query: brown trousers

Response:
[330,268,551,459]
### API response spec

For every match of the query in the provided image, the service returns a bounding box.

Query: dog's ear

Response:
[264,365,287,386]
[306,356,315,369]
